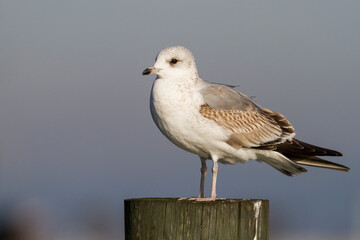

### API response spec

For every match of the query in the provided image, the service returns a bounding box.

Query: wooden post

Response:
[124,198,269,240]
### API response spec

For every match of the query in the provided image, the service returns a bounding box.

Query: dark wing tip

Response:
[335,151,343,157]
[288,138,344,157]
[323,148,343,157]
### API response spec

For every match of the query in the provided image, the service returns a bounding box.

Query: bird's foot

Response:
[193,197,216,201]
[178,197,200,201]
[178,197,217,201]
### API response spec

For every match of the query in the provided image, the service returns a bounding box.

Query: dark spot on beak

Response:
[142,68,152,75]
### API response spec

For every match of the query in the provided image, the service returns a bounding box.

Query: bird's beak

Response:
[142,67,155,75]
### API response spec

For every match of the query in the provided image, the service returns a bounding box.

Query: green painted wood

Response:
[124,198,269,240]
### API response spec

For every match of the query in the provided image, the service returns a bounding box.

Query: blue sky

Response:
[0,1,359,238]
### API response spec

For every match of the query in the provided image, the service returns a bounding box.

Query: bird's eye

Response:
[170,58,178,64]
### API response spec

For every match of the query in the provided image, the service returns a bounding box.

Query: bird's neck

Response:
[151,75,203,113]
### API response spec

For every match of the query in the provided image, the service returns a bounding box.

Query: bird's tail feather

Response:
[257,151,307,176]
[292,156,349,172]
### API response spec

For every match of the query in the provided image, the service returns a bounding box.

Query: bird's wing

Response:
[199,83,295,148]
[199,83,262,111]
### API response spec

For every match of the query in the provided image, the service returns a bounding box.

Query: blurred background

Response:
[0,1,359,239]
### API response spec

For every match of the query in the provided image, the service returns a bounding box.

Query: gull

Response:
[142,46,349,201]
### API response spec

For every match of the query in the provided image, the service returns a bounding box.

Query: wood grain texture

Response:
[124,198,269,240]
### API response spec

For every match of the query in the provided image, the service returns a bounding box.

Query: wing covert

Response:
[199,83,262,112]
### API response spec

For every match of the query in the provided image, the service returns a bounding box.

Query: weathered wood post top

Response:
[125,198,269,240]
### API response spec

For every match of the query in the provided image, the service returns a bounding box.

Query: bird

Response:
[142,46,349,201]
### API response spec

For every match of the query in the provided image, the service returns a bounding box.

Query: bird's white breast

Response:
[150,77,230,158]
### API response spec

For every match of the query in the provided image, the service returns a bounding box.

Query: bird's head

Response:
[142,46,198,79]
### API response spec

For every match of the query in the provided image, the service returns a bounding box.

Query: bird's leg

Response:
[179,158,219,202]
[210,160,218,200]
[189,160,218,201]
[179,158,207,201]
[198,157,207,198]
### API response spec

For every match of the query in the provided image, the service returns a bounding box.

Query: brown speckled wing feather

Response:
[199,104,295,148]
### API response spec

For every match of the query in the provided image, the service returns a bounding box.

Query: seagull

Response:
[142,46,349,201]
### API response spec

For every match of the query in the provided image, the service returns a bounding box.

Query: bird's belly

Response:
[154,114,220,158]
